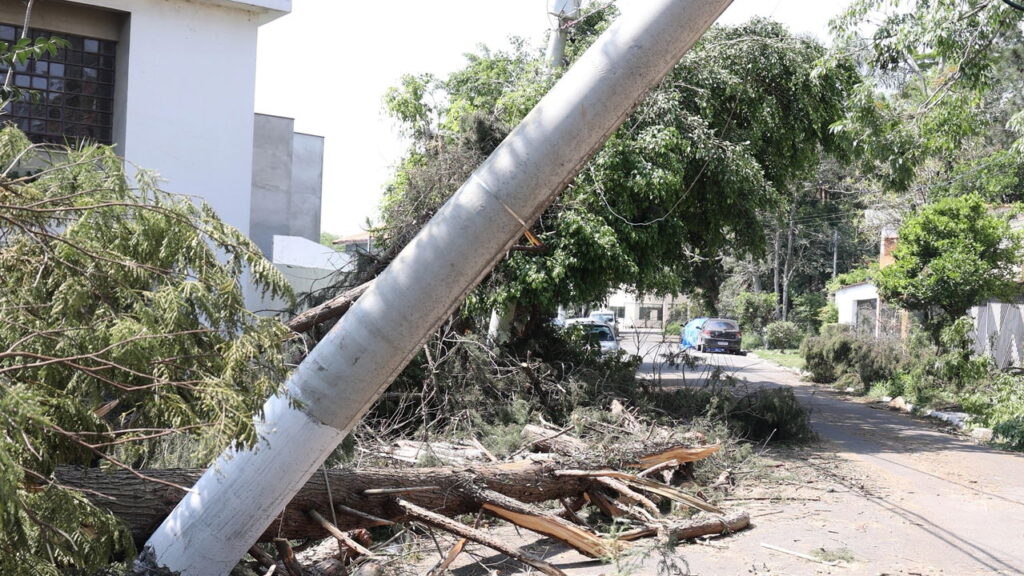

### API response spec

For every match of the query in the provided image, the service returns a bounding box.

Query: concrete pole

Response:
[487,0,582,346]
[138,1,733,574]
[546,0,582,68]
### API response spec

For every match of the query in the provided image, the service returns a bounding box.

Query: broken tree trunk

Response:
[58,462,597,544]
[59,448,745,547]
[138,2,735,573]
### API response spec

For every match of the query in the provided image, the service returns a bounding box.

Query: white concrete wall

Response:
[835,283,878,325]
[252,235,351,314]
[77,0,286,238]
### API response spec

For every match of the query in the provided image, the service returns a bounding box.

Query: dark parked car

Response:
[680,317,742,354]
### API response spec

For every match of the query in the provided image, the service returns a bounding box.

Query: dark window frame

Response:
[0,24,116,145]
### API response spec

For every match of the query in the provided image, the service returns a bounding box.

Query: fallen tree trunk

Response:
[57,461,596,544]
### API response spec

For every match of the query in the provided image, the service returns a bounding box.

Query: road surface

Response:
[620,331,1024,575]
[442,332,1024,575]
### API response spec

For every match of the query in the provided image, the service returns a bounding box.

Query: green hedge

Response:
[800,324,905,391]
[763,321,802,349]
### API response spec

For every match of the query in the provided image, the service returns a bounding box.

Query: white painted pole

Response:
[139,1,732,574]
[545,0,580,68]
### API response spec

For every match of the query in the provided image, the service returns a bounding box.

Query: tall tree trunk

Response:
[135,3,736,575]
[772,228,782,319]
[749,255,762,293]
[782,217,795,321]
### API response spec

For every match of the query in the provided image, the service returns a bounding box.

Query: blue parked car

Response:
[680,317,743,354]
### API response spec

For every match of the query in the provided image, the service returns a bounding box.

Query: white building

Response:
[0,0,341,307]
[606,289,684,330]
[834,281,880,335]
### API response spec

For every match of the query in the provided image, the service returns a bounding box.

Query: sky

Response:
[254,0,851,237]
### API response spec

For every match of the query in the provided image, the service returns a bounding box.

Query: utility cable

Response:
[1002,0,1024,13]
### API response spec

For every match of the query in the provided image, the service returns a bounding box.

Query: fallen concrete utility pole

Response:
[137,1,733,574]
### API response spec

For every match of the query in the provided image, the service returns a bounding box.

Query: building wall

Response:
[53,0,288,239]
[835,283,878,325]
[250,114,295,255]
[972,300,1024,369]
[607,289,681,330]
[289,132,324,241]
[249,114,324,257]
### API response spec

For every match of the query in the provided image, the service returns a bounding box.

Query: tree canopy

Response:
[0,128,292,572]
[877,194,1022,337]
[380,15,860,324]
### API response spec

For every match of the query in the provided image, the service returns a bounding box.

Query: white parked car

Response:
[565,318,620,355]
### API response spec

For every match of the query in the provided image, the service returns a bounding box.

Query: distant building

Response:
[833,228,901,337]
[606,290,684,330]
[332,231,376,255]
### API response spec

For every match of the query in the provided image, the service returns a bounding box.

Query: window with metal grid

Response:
[0,24,115,144]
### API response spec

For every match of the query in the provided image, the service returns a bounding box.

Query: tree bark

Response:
[772,228,782,319]
[285,281,372,334]
[781,208,796,322]
[57,462,595,545]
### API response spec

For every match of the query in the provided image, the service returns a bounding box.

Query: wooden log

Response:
[56,461,595,544]
[396,498,567,576]
[616,509,750,542]
[285,281,372,334]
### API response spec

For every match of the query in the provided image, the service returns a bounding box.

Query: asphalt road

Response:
[439,333,1024,575]
[618,331,1024,575]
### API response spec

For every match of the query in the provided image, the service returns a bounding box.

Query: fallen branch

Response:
[761,542,841,567]
[307,509,375,558]
[616,509,750,542]
[396,498,566,576]
[286,281,372,334]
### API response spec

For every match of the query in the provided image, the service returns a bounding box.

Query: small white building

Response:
[834,281,879,333]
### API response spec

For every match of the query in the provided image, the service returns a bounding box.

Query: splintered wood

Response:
[58,422,750,575]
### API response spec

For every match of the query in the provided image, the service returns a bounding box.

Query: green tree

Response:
[829,0,1024,197]
[380,16,860,332]
[734,292,776,337]
[0,127,292,572]
[877,194,1022,341]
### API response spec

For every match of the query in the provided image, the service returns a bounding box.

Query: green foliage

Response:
[828,1,1024,192]
[964,371,1024,450]
[365,325,644,445]
[826,265,876,293]
[790,292,827,332]
[800,324,905,388]
[0,128,292,571]
[741,331,763,350]
[877,195,1023,340]
[735,292,776,336]
[663,320,681,337]
[651,374,813,444]
[727,388,815,444]
[380,16,861,320]
[763,321,802,350]
[818,303,839,326]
